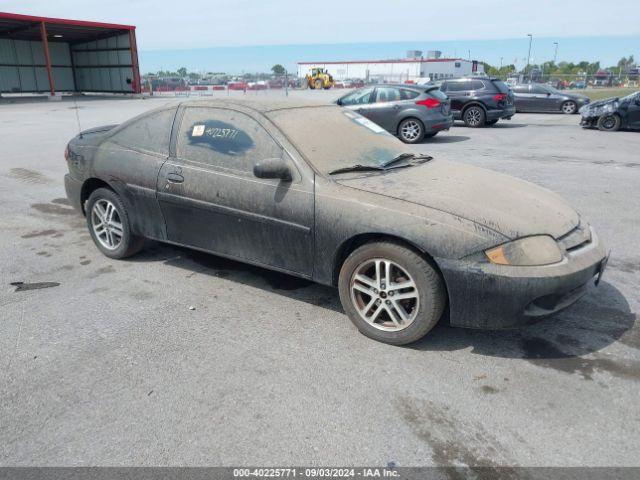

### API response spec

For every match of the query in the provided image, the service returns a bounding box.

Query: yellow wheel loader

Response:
[306,68,334,90]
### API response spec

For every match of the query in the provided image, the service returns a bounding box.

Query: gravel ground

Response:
[1,90,639,467]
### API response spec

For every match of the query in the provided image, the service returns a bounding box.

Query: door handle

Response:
[166,172,184,184]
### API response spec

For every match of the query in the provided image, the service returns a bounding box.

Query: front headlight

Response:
[485,235,563,266]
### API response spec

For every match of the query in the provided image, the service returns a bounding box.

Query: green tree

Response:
[177,67,188,78]
[271,64,286,76]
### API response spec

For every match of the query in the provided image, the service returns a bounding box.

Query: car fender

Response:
[313,177,507,286]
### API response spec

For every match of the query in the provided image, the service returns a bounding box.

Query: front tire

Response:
[86,188,144,259]
[561,101,577,114]
[398,118,425,143]
[463,106,486,127]
[338,242,446,345]
[597,114,621,132]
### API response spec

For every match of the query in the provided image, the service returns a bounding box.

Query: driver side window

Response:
[176,107,283,175]
[339,87,374,106]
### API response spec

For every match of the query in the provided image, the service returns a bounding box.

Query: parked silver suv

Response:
[336,84,453,143]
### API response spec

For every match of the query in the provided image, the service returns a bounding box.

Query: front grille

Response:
[558,223,592,252]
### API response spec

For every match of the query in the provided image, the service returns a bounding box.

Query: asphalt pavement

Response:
[1,90,639,467]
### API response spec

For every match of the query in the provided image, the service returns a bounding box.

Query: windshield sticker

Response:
[188,120,253,156]
[343,111,387,134]
[355,117,386,133]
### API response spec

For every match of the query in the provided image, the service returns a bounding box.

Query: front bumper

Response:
[437,228,607,329]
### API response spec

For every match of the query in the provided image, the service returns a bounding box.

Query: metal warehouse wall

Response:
[0,39,74,92]
[0,33,137,94]
[72,33,133,93]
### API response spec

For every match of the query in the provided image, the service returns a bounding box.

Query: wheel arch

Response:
[80,178,115,215]
[396,116,424,136]
[461,102,487,116]
[332,233,448,293]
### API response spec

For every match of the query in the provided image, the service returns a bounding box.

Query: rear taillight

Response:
[64,145,70,161]
[416,98,441,109]
[493,93,507,102]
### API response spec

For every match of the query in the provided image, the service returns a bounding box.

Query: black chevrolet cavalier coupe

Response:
[65,99,608,345]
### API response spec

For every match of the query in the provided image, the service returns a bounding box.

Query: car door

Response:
[338,87,375,118]
[625,94,640,129]
[365,86,405,131]
[441,80,468,117]
[512,85,531,112]
[530,84,554,111]
[156,105,315,276]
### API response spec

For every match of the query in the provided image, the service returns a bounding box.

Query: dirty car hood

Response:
[579,97,619,117]
[336,159,579,239]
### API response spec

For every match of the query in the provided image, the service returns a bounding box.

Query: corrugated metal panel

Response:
[0,66,20,91]
[0,39,18,63]
[52,67,74,90]
[49,43,71,66]
[1,31,134,93]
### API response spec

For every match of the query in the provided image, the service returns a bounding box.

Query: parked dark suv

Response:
[437,77,515,127]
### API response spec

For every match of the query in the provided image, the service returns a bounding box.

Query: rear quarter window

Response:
[491,80,511,93]
[109,108,176,156]
[470,80,485,91]
[427,88,448,101]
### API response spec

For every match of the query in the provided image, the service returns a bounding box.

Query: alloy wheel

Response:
[400,120,422,141]
[562,102,576,114]
[91,199,123,250]
[465,108,482,126]
[601,116,616,130]
[350,258,420,331]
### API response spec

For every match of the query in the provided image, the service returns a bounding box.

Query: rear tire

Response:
[86,188,144,259]
[561,101,577,114]
[338,242,446,345]
[398,118,425,143]
[463,106,486,127]
[597,114,621,132]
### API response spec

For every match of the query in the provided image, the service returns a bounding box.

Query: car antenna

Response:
[72,94,84,139]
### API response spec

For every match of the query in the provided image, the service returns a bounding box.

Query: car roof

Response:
[178,98,330,113]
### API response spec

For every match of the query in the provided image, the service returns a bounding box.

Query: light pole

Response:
[553,42,558,64]
[526,33,533,81]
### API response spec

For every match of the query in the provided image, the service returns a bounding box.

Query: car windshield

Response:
[267,106,408,175]
[621,91,640,102]
[545,85,562,94]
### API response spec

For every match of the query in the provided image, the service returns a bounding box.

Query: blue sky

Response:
[3,1,639,73]
[139,36,639,74]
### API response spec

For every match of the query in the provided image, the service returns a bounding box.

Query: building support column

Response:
[128,29,141,94]
[39,21,55,96]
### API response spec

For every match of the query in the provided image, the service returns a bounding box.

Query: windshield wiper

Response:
[329,154,434,175]
[329,164,385,175]
[381,153,433,169]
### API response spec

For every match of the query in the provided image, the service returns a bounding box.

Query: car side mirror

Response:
[253,158,292,181]
[336,98,342,106]
[546,92,551,96]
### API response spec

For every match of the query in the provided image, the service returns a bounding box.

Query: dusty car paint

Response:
[579,91,640,130]
[65,99,607,330]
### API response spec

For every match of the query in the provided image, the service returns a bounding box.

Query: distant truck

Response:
[305,68,334,90]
